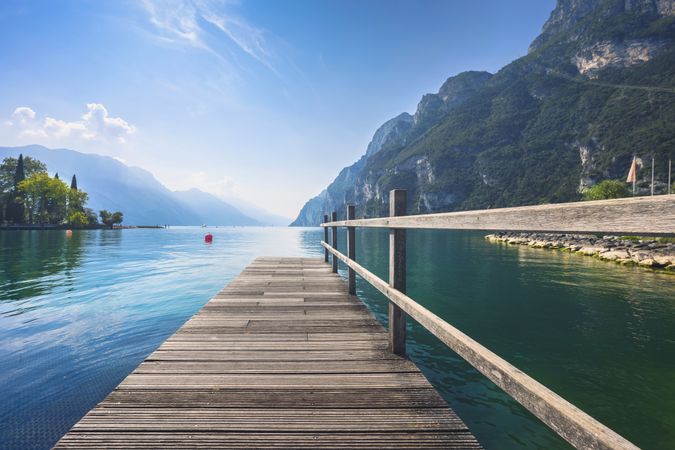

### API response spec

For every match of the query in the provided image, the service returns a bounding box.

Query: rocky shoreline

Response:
[485,232,675,271]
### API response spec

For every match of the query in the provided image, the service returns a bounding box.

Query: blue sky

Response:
[0,0,555,217]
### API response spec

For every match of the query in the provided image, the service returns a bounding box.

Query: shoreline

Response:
[0,224,165,230]
[485,232,675,271]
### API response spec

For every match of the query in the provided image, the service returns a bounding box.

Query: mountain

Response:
[0,145,259,226]
[172,189,260,226]
[291,0,675,226]
[216,196,291,226]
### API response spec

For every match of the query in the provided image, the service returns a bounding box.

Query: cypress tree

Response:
[7,154,26,223]
[71,174,78,190]
[14,154,25,186]
[54,172,59,180]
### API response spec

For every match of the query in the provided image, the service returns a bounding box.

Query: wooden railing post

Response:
[331,211,338,273]
[347,205,356,295]
[323,214,329,263]
[388,189,407,356]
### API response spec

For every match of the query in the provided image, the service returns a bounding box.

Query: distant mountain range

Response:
[0,145,288,226]
[291,0,675,225]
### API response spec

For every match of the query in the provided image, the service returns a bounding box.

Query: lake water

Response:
[1,227,673,449]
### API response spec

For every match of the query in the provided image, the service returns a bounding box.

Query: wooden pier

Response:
[54,257,481,449]
[55,194,668,449]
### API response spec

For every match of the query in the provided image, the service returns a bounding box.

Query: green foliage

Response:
[68,211,88,228]
[338,21,675,218]
[1,155,49,223]
[18,173,70,224]
[84,208,98,225]
[68,188,88,214]
[99,209,111,227]
[111,211,124,226]
[14,154,25,186]
[99,210,123,228]
[70,174,78,190]
[582,180,629,200]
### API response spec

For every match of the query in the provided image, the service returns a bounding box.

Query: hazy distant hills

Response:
[292,0,675,225]
[0,145,280,226]
[172,188,259,226]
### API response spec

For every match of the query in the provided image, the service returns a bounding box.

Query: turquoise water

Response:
[1,228,673,449]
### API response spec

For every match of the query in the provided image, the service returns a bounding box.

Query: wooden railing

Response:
[320,191,674,450]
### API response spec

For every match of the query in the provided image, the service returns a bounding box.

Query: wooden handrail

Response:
[321,195,675,236]
[321,241,639,450]
[318,190,654,449]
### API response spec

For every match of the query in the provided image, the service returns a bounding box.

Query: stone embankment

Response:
[485,232,675,271]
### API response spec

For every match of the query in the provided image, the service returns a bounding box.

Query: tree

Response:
[1,155,47,223]
[14,154,25,186]
[111,211,124,227]
[582,180,629,201]
[99,210,112,228]
[67,185,87,214]
[68,211,88,228]
[84,208,98,225]
[54,172,59,180]
[70,174,78,190]
[0,155,47,192]
[100,210,124,228]
[19,173,70,224]
[6,154,27,223]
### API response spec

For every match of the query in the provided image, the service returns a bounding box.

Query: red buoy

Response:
[204,233,213,243]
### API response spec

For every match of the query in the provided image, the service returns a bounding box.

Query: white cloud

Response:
[81,103,137,143]
[11,106,37,125]
[5,104,136,144]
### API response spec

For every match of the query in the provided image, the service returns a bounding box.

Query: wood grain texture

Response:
[53,257,480,449]
[322,195,675,236]
[388,189,407,356]
[322,243,640,450]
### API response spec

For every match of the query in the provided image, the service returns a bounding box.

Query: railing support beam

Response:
[347,205,356,295]
[331,211,338,273]
[388,190,407,356]
[323,214,329,263]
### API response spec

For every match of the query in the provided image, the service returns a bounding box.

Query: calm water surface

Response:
[1,227,673,449]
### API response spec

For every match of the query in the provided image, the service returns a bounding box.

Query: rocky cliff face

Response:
[531,0,675,53]
[573,38,668,76]
[291,0,675,226]
[290,71,492,226]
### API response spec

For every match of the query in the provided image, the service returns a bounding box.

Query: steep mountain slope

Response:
[0,145,259,225]
[290,71,493,225]
[292,0,675,225]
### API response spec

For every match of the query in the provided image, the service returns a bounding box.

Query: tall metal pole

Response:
[651,157,655,196]
[632,155,636,195]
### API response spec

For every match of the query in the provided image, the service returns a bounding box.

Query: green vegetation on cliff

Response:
[292,0,675,226]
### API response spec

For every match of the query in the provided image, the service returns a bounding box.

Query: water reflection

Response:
[1,231,88,305]
[0,227,673,450]
[344,228,675,450]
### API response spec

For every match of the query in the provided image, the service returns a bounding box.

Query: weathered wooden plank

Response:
[389,189,407,356]
[133,360,419,374]
[323,244,640,450]
[322,194,675,235]
[53,257,480,449]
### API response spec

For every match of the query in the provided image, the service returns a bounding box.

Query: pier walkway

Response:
[54,257,480,449]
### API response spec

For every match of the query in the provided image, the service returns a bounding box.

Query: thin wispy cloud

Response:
[141,0,277,73]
